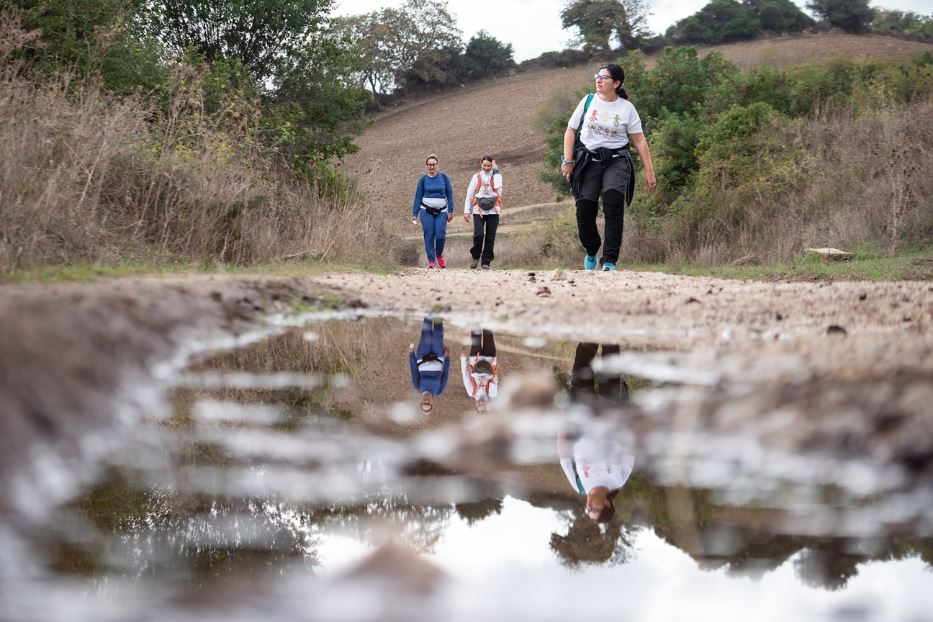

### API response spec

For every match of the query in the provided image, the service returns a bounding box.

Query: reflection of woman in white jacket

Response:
[461,329,498,412]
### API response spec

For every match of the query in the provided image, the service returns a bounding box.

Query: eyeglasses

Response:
[594,73,614,82]
[426,163,438,167]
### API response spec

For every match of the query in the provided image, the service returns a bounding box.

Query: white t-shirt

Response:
[567,94,643,150]
[560,435,635,494]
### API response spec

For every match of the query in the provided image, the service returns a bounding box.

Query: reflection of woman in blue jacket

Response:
[409,318,450,413]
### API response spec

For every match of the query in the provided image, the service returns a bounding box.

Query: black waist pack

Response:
[422,204,444,216]
[476,196,497,212]
[473,359,493,374]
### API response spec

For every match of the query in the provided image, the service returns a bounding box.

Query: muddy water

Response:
[2,316,931,622]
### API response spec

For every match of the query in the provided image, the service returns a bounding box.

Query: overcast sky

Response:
[333,0,932,62]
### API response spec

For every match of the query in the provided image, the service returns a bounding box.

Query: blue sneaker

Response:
[584,254,598,270]
[601,262,617,271]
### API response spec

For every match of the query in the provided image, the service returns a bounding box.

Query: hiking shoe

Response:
[436,254,447,269]
[470,258,479,269]
[584,254,599,271]
[602,262,617,271]
[481,264,490,270]
[427,261,435,269]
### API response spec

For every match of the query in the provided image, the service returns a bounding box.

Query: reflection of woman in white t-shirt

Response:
[559,431,635,523]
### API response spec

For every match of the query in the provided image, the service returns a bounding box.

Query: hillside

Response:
[341,34,932,240]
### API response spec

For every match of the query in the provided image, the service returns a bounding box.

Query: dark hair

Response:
[481,155,493,163]
[595,489,620,524]
[600,64,628,100]
[425,153,438,165]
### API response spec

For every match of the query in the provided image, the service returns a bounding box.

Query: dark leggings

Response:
[469,330,496,357]
[576,189,625,264]
[471,214,499,265]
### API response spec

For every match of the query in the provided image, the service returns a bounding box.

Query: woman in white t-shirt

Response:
[558,431,635,524]
[559,64,657,272]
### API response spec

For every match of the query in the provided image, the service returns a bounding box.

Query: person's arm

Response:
[464,174,476,222]
[628,132,656,192]
[560,126,576,181]
[460,354,473,394]
[493,167,503,213]
[444,173,454,222]
[557,429,571,460]
[439,355,451,392]
[411,176,423,222]
[409,350,419,390]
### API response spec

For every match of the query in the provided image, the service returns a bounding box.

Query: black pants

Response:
[570,342,629,407]
[576,195,625,264]
[470,330,496,357]
[470,214,499,266]
[573,155,631,265]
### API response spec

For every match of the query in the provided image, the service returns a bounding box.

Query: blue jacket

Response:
[410,352,450,396]
[412,173,454,217]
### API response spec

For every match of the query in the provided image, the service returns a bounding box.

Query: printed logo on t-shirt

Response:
[585,108,627,140]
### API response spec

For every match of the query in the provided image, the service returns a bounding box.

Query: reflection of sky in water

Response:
[306,496,933,621]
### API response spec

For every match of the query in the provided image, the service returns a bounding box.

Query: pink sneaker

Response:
[427,261,435,269]
[436,255,446,268]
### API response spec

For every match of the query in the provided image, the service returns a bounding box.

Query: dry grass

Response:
[793,99,933,257]
[0,11,389,273]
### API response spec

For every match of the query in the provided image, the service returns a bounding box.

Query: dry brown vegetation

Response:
[0,13,388,273]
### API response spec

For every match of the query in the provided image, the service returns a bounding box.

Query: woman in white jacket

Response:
[461,329,498,412]
[462,157,503,269]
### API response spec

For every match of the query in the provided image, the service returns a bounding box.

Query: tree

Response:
[459,31,515,81]
[560,0,631,53]
[745,0,815,32]
[806,0,874,33]
[871,9,933,41]
[335,0,462,100]
[13,0,165,94]
[265,28,368,167]
[141,0,334,84]
[667,0,762,43]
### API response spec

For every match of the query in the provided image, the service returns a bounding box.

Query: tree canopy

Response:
[141,0,334,83]
[666,0,762,43]
[806,0,874,33]
[560,0,651,52]
[334,0,514,102]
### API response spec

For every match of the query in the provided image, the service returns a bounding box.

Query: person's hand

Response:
[463,213,471,223]
[410,215,417,225]
[561,162,572,180]
[491,159,498,170]
[447,212,453,223]
[444,346,450,356]
[645,171,657,193]
[409,343,415,352]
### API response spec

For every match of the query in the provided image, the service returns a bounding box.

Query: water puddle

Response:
[2,316,931,621]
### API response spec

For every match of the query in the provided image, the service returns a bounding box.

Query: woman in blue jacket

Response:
[410,153,454,268]
[409,317,450,413]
